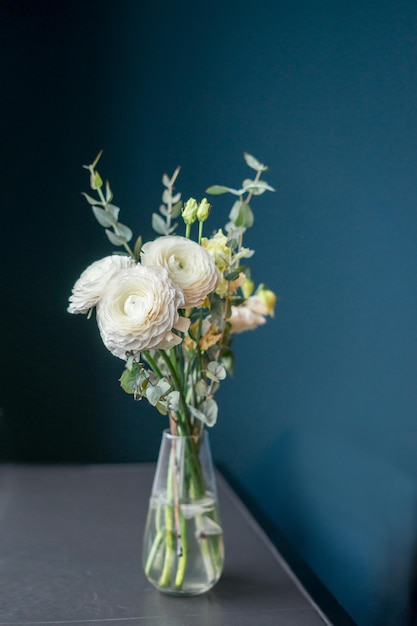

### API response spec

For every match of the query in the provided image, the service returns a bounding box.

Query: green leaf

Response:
[207,361,226,382]
[167,390,180,411]
[205,185,232,195]
[152,212,169,235]
[235,203,254,228]
[170,200,183,218]
[133,235,142,261]
[115,222,133,242]
[242,179,275,194]
[200,399,218,427]
[226,238,238,249]
[119,363,140,394]
[105,181,113,203]
[220,349,235,375]
[82,192,102,206]
[146,385,162,406]
[105,203,120,221]
[162,173,171,188]
[92,206,117,227]
[105,229,128,246]
[223,270,240,281]
[243,152,268,172]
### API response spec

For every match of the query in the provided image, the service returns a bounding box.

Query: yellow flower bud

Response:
[241,277,254,299]
[255,285,277,317]
[197,198,211,222]
[182,198,198,224]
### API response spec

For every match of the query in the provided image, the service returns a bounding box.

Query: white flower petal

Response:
[141,235,219,308]
[68,255,135,314]
[96,265,185,359]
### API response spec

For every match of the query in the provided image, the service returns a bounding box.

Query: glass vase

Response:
[142,429,224,595]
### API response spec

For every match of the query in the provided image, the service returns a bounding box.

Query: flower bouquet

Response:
[68,151,276,595]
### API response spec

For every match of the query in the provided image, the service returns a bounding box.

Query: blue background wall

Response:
[2,1,417,624]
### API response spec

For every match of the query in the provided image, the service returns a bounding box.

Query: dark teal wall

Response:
[2,1,417,624]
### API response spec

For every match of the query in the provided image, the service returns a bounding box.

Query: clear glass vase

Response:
[142,429,224,595]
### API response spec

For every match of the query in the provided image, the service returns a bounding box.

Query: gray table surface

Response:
[0,463,335,626]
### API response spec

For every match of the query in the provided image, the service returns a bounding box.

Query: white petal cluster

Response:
[141,236,219,308]
[228,296,268,334]
[96,265,186,359]
[67,255,135,314]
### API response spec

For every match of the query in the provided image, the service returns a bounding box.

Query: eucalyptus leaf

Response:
[146,384,162,406]
[119,363,140,395]
[171,192,181,204]
[242,179,275,194]
[223,270,241,281]
[167,390,180,411]
[243,152,268,172]
[200,398,218,427]
[170,200,183,218]
[105,229,128,246]
[162,189,171,205]
[195,379,208,397]
[162,173,170,188]
[188,399,218,427]
[152,212,169,235]
[105,203,121,220]
[82,192,103,206]
[235,202,254,228]
[226,238,238,249]
[92,205,117,227]
[105,181,113,203]
[228,200,241,223]
[115,222,133,241]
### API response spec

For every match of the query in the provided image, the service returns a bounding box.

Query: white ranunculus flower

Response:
[141,235,219,308]
[228,296,268,334]
[96,265,188,359]
[68,255,136,314]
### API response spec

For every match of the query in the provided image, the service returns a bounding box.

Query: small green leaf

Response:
[223,270,241,281]
[226,238,238,249]
[105,229,128,246]
[242,179,275,194]
[167,390,180,411]
[229,200,241,223]
[200,399,218,427]
[119,363,140,394]
[170,200,183,219]
[105,203,120,221]
[105,181,113,203]
[115,222,133,242]
[82,192,102,206]
[195,379,208,397]
[146,385,162,406]
[205,185,233,195]
[243,152,268,172]
[133,235,142,261]
[92,206,117,227]
[152,212,169,235]
[235,202,254,228]
[162,173,171,188]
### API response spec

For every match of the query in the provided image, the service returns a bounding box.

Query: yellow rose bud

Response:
[256,284,277,317]
[182,198,198,225]
[197,198,211,222]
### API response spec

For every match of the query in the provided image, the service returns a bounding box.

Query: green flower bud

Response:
[182,198,198,224]
[197,198,211,222]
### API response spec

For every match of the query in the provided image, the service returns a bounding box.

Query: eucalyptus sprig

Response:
[82,151,142,260]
